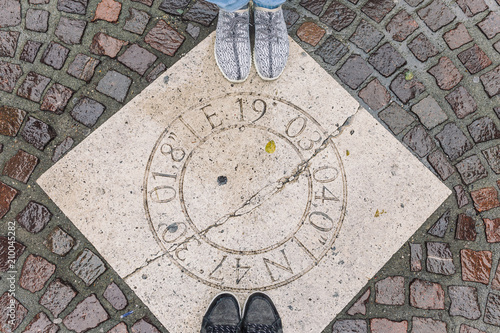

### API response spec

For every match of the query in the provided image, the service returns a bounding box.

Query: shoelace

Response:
[207,324,240,333]
[256,14,284,43]
[221,15,249,43]
[246,324,276,333]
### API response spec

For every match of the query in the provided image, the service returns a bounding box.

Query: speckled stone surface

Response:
[38,33,449,333]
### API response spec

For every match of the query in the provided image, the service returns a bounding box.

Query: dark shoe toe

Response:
[242,293,282,333]
[201,293,241,333]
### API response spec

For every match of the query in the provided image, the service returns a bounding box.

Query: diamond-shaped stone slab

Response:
[37,33,450,333]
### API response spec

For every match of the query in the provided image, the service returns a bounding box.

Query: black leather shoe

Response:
[241,293,283,333]
[201,293,241,333]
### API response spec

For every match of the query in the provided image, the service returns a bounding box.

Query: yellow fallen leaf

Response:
[265,140,276,154]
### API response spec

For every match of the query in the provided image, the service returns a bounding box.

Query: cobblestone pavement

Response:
[0,0,500,331]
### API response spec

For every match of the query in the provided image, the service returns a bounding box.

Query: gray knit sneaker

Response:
[253,6,289,81]
[215,7,251,83]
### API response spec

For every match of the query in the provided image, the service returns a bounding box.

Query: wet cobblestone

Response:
[456,155,487,185]
[70,248,106,285]
[410,243,422,271]
[23,312,59,333]
[428,57,463,91]
[183,0,218,26]
[477,12,500,39]
[349,19,383,53]
[358,79,390,111]
[0,106,25,136]
[407,33,439,62]
[40,278,77,317]
[385,10,418,42]
[484,293,500,326]
[332,319,367,333]
[413,317,447,333]
[481,65,500,98]
[360,0,394,23]
[471,186,500,212]
[411,96,447,129]
[41,42,70,70]
[403,124,435,158]
[336,55,371,90]
[67,54,100,82]
[45,226,75,255]
[20,41,42,63]
[55,17,87,45]
[20,254,56,292]
[25,9,49,33]
[16,201,52,233]
[2,149,39,183]
[461,249,493,284]
[131,318,161,333]
[52,136,74,162]
[314,35,347,66]
[435,123,473,160]
[296,22,325,46]
[443,23,472,50]
[368,43,406,77]
[103,282,128,310]
[118,44,158,75]
[390,72,425,104]
[320,1,356,31]
[370,318,407,333]
[17,72,51,102]
[458,44,492,75]
[2,0,500,332]
[455,184,469,208]
[93,0,122,23]
[96,70,132,103]
[409,278,445,309]
[428,210,450,237]
[0,236,24,271]
[41,83,74,114]
[378,103,414,135]
[449,286,481,320]
[426,241,455,275]
[346,289,369,316]
[145,20,184,56]
[63,294,109,332]
[0,292,27,332]
[71,97,106,127]
[124,8,151,35]
[417,0,455,32]
[374,276,404,305]
[21,116,57,150]
[484,218,500,243]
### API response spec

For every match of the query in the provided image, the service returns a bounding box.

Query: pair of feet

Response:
[201,293,283,333]
[215,5,289,83]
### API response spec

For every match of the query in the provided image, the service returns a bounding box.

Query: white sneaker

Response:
[253,5,289,81]
[215,7,251,83]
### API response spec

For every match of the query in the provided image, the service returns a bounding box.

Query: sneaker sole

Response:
[214,37,250,84]
[253,50,286,81]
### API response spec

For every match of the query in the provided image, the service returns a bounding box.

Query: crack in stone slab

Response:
[123,250,163,280]
[124,107,361,281]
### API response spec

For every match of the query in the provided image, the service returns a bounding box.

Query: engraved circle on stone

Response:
[144,92,347,291]
[179,124,312,254]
